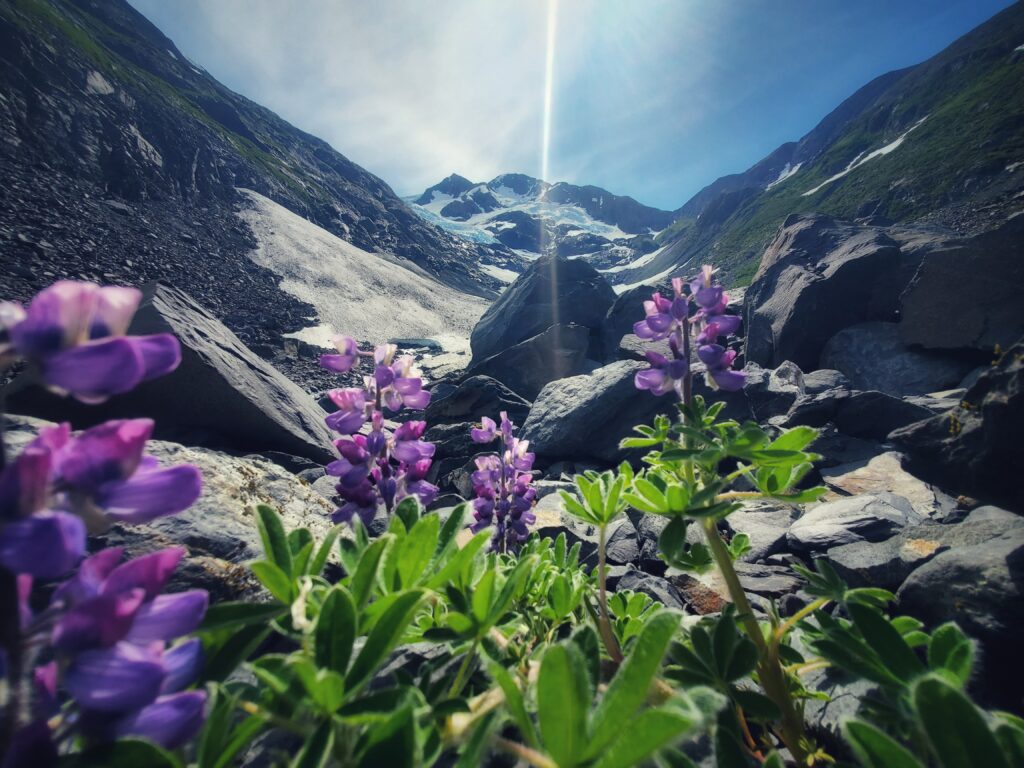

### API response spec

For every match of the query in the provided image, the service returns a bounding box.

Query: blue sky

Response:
[129,0,1014,211]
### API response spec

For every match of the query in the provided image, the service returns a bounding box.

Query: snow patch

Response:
[601,245,666,274]
[766,162,802,191]
[238,189,487,352]
[1015,44,1024,52]
[167,49,178,60]
[86,71,114,95]
[803,117,928,197]
[1006,161,1024,173]
[480,264,520,283]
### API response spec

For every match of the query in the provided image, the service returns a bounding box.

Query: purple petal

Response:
[113,690,207,749]
[0,444,51,519]
[325,409,365,434]
[320,353,356,373]
[98,464,202,524]
[33,662,58,719]
[0,511,85,578]
[697,344,725,368]
[41,338,146,403]
[53,589,146,653]
[401,389,431,409]
[11,281,97,357]
[52,547,124,606]
[90,287,141,338]
[57,418,153,488]
[126,590,208,644]
[158,639,204,694]
[392,377,422,396]
[65,644,165,713]
[634,368,668,394]
[706,315,741,336]
[1,720,58,768]
[101,548,185,601]
[374,364,395,388]
[133,334,181,381]
[711,367,747,392]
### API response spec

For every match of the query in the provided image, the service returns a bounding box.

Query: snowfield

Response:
[238,189,488,352]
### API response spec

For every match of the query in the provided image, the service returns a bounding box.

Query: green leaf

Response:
[913,675,1009,768]
[292,659,346,713]
[395,495,422,530]
[761,752,786,768]
[927,623,973,686]
[250,560,293,603]
[848,602,925,683]
[538,643,590,768]
[316,586,357,675]
[350,534,394,608]
[767,425,819,452]
[396,512,439,588]
[291,720,334,768]
[489,661,540,749]
[731,689,779,721]
[593,707,698,768]
[842,720,925,768]
[426,530,491,590]
[347,589,426,694]
[199,601,287,632]
[436,503,467,559]
[560,491,595,523]
[471,568,496,625]
[200,624,272,683]
[256,504,293,577]
[586,610,682,758]
[310,525,343,576]
[357,698,417,768]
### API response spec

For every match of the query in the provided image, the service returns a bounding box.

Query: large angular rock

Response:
[725,501,799,562]
[4,415,335,602]
[521,361,670,464]
[470,254,615,364]
[898,217,1024,353]
[744,214,904,371]
[821,322,976,397]
[787,493,922,553]
[820,452,951,519]
[833,391,935,439]
[745,361,805,421]
[468,323,591,399]
[896,523,1024,709]
[6,283,335,463]
[424,375,531,427]
[891,340,1024,512]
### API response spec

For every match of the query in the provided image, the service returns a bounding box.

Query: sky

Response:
[128,0,1014,211]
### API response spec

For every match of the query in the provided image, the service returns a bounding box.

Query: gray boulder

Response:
[744,214,903,371]
[899,217,1024,353]
[615,569,686,611]
[890,339,1024,512]
[424,375,531,427]
[787,493,922,553]
[745,361,805,421]
[469,254,615,364]
[802,369,850,396]
[5,283,335,463]
[821,322,975,396]
[468,323,591,399]
[725,501,798,562]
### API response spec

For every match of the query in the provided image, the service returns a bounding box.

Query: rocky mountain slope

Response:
[407,172,673,273]
[618,2,1024,287]
[0,0,516,342]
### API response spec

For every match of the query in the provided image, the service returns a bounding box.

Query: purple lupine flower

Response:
[321,338,437,524]
[467,412,537,552]
[0,281,181,403]
[8,548,208,757]
[633,264,745,400]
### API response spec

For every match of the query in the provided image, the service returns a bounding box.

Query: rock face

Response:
[424,376,531,427]
[821,322,976,396]
[3,415,335,602]
[898,218,1024,353]
[744,215,903,371]
[520,361,673,464]
[820,452,949,519]
[7,283,335,463]
[890,339,1024,511]
[787,493,923,553]
[469,255,615,364]
[468,323,591,399]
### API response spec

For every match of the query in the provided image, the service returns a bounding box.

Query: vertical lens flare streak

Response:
[540,0,561,340]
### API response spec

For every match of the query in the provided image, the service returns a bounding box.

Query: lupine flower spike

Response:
[468,411,537,553]
[320,338,438,526]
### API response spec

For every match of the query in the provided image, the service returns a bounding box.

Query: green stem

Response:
[493,736,558,768]
[701,519,809,764]
[449,641,478,698]
[596,524,623,665]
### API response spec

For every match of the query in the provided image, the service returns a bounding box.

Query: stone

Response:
[598,282,667,362]
[890,340,1024,512]
[898,217,1024,353]
[745,361,805,421]
[833,391,935,439]
[896,525,1024,710]
[805,425,884,469]
[826,506,1024,591]
[802,369,850,396]
[4,415,335,603]
[725,501,798,562]
[904,388,967,414]
[821,322,976,396]
[469,254,615,364]
[614,569,686,611]
[787,493,922,553]
[468,323,591,399]
[6,283,335,463]
[744,214,905,371]
[820,452,949,519]
[605,518,640,566]
[424,375,531,427]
